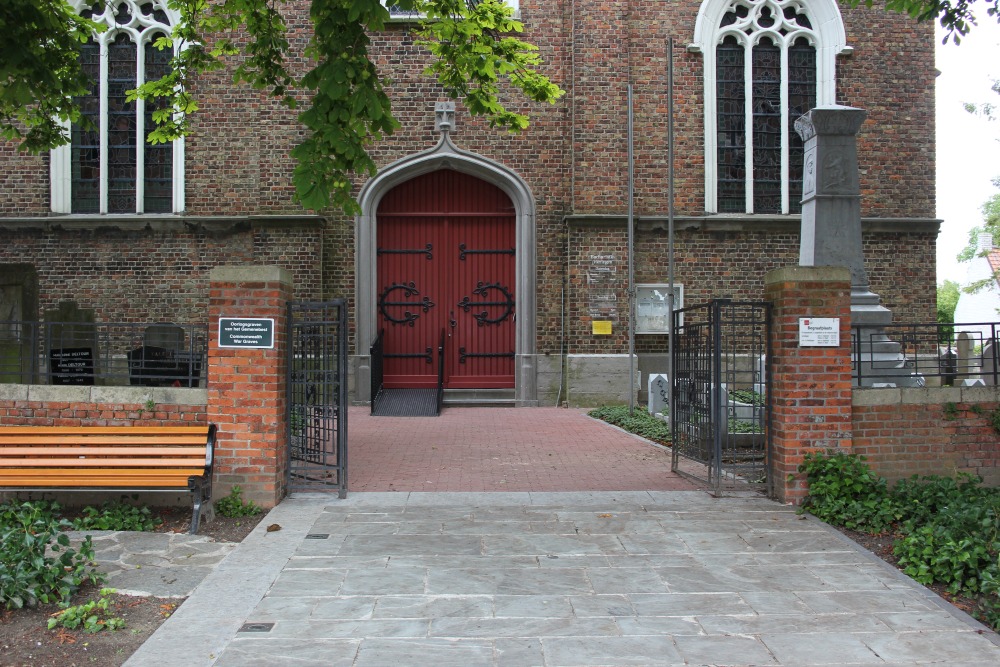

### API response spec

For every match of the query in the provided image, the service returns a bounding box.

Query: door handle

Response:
[449,311,457,335]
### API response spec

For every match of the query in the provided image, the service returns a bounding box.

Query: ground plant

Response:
[70,499,162,532]
[587,405,672,446]
[47,587,126,633]
[0,500,104,609]
[214,485,263,518]
[798,452,1000,630]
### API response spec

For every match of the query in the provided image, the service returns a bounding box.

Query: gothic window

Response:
[52,1,181,214]
[693,0,847,215]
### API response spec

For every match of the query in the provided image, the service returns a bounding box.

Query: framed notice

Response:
[799,318,840,347]
[218,318,275,349]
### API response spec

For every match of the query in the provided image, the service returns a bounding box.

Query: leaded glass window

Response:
[61,1,178,214]
[708,0,820,215]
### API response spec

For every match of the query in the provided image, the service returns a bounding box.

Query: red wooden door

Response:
[377,170,515,389]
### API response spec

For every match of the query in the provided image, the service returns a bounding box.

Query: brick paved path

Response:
[347,407,699,492]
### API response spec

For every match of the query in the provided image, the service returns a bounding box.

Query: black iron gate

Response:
[670,300,772,496]
[287,300,348,496]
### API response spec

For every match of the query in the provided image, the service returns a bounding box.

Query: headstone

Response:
[0,265,38,384]
[45,301,97,385]
[983,340,997,385]
[647,373,669,417]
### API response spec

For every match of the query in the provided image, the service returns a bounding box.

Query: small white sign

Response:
[218,317,275,349]
[799,317,840,347]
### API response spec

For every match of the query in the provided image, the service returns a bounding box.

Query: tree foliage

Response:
[0,1,104,152]
[848,0,1000,43]
[1,0,563,213]
[938,279,961,324]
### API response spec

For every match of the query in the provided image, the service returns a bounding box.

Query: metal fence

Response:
[0,320,207,387]
[670,300,772,496]
[287,301,348,496]
[853,322,1000,387]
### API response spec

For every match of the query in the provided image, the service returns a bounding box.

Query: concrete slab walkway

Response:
[120,408,1000,666]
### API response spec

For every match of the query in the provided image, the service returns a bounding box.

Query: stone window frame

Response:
[690,0,849,215]
[384,0,520,21]
[51,0,184,215]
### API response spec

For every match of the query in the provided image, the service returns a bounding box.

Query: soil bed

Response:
[0,508,264,667]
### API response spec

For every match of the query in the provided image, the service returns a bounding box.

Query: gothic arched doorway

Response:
[376,169,515,389]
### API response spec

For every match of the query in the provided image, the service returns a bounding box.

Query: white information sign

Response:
[799,317,840,347]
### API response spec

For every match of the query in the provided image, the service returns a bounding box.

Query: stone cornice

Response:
[0,214,325,234]
[564,214,942,235]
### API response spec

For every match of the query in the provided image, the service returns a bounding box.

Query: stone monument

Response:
[795,106,921,387]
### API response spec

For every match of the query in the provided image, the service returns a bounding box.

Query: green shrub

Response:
[215,485,263,518]
[587,405,672,445]
[70,499,162,532]
[890,476,1000,596]
[796,451,899,534]
[48,587,125,633]
[0,500,104,609]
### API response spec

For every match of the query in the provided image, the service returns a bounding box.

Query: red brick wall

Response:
[0,224,322,323]
[0,395,206,426]
[765,267,854,504]
[853,390,1000,487]
[207,267,291,508]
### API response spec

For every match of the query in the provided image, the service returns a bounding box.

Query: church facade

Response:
[0,0,938,406]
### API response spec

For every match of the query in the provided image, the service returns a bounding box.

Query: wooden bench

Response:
[0,425,216,534]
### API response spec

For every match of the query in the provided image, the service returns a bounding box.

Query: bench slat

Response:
[0,435,210,446]
[0,460,205,470]
[0,446,209,457]
[0,472,200,487]
[0,426,208,434]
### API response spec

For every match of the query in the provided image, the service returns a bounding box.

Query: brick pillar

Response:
[208,266,292,508]
[764,266,854,504]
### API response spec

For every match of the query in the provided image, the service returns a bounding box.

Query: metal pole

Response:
[627,84,636,413]
[667,39,676,432]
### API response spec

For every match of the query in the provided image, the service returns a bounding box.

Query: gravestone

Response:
[45,301,97,385]
[795,107,920,387]
[647,373,669,417]
[0,265,39,384]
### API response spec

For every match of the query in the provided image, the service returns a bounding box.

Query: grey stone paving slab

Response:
[123,492,1000,667]
[339,566,428,595]
[482,533,626,556]
[760,631,885,664]
[586,564,667,594]
[495,637,545,667]
[354,638,495,667]
[212,638,360,667]
[630,592,755,616]
[338,533,484,556]
[542,635,684,666]
[429,615,620,638]
[373,594,494,619]
[861,630,1000,663]
[492,594,573,618]
[696,611,892,635]
[566,594,634,617]
[266,618,430,638]
[673,634,777,665]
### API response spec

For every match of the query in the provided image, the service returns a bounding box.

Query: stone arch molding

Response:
[355,133,538,405]
[690,0,850,213]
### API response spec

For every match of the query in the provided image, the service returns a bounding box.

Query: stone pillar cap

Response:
[795,106,867,141]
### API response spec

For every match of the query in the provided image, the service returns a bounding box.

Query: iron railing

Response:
[0,320,207,387]
[853,322,1000,387]
[370,329,385,414]
[670,300,772,496]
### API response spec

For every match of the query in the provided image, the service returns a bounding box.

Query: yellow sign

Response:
[592,320,612,335]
